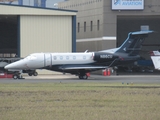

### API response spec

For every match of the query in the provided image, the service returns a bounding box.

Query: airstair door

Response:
[44,53,52,67]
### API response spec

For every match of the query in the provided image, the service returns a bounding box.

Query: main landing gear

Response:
[78,75,88,79]
[28,71,38,76]
[78,73,88,79]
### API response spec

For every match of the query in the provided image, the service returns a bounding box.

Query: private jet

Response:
[5,30,153,79]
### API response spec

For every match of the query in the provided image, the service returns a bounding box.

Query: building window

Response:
[90,21,93,31]
[78,22,80,33]
[97,20,100,31]
[84,21,86,32]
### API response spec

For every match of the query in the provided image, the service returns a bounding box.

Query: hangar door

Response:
[20,15,72,74]
[0,15,18,57]
[20,15,72,57]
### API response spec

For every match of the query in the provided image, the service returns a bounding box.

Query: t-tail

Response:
[115,30,153,56]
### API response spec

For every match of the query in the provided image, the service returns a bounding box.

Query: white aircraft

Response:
[150,50,160,70]
[5,30,153,79]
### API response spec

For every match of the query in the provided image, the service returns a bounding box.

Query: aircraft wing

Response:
[59,65,107,70]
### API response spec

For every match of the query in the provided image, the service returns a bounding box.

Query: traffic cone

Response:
[107,69,111,76]
[86,72,90,77]
[102,69,107,76]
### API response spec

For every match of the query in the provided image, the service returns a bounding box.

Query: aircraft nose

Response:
[4,61,24,70]
[5,63,18,69]
[4,63,14,69]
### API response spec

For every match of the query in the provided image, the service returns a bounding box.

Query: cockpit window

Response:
[25,55,37,60]
[25,56,31,60]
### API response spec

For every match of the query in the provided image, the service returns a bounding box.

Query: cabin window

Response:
[66,56,69,60]
[60,56,63,60]
[73,56,76,60]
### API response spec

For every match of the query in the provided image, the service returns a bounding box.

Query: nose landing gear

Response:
[28,71,38,76]
[13,70,24,79]
[13,74,24,79]
[12,70,38,79]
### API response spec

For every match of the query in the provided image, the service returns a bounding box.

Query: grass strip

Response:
[0,83,160,120]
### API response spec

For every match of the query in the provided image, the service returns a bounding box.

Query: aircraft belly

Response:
[47,64,106,74]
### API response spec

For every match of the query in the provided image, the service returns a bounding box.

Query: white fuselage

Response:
[5,52,95,70]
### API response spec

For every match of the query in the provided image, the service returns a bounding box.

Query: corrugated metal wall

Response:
[20,15,72,74]
[20,15,72,55]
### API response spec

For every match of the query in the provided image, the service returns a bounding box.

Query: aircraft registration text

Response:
[100,55,113,59]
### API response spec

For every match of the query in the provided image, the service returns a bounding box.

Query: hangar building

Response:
[58,0,160,73]
[58,0,160,60]
[0,3,77,74]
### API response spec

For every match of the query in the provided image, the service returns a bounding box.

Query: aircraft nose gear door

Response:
[44,53,52,67]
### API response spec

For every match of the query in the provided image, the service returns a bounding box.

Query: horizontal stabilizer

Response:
[131,30,154,35]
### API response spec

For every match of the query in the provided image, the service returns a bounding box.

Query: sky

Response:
[0,0,65,8]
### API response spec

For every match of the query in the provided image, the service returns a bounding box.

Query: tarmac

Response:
[0,74,160,84]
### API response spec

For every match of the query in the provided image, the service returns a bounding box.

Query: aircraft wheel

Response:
[83,75,88,79]
[13,74,18,79]
[78,75,88,79]
[28,73,33,76]
[33,72,38,76]
[79,75,83,79]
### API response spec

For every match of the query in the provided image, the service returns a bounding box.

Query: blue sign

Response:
[112,0,144,10]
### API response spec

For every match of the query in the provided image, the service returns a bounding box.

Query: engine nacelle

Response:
[93,52,118,62]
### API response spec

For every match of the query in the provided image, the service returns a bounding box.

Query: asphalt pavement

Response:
[0,74,160,84]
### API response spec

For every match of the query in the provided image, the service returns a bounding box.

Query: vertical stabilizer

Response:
[115,30,153,56]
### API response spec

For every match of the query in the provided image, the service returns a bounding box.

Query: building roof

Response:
[0,3,77,16]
